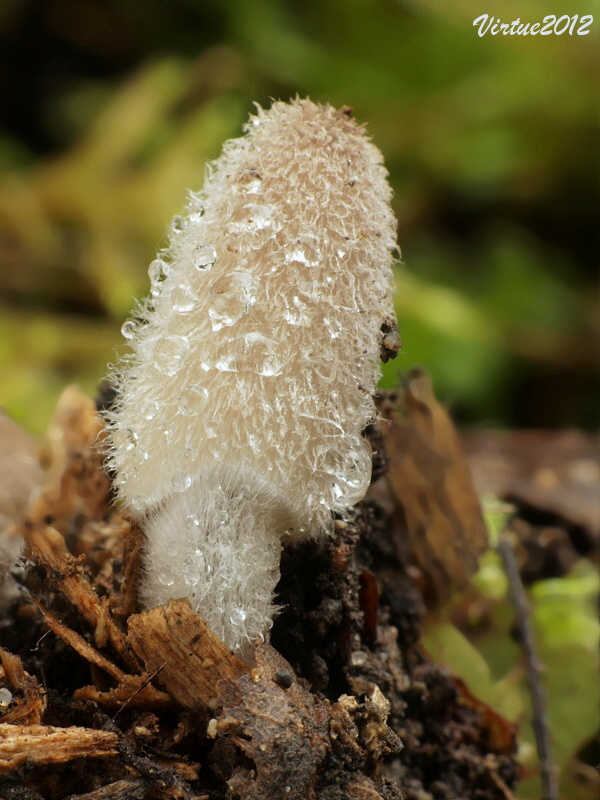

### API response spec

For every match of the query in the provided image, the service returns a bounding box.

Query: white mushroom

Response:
[104,98,398,655]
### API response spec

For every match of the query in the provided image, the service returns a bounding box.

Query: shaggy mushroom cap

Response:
[105,98,398,652]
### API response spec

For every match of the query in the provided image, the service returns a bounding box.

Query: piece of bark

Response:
[0,723,118,773]
[218,644,330,800]
[375,372,488,606]
[127,599,247,710]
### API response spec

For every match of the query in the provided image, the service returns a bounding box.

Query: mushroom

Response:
[104,98,399,656]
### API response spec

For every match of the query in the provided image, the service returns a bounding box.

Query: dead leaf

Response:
[375,370,488,605]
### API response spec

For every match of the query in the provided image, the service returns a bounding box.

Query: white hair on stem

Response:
[104,98,398,656]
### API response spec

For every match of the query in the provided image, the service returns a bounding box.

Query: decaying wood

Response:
[0,723,118,773]
[0,381,522,799]
[24,525,136,671]
[32,603,171,710]
[217,644,330,800]
[128,599,248,710]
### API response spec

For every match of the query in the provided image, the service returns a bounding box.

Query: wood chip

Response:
[127,599,247,710]
[0,723,118,773]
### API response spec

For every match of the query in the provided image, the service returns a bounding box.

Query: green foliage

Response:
[423,557,600,800]
[0,0,596,433]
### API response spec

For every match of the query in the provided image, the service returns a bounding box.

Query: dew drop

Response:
[228,203,282,235]
[214,332,284,377]
[178,384,209,415]
[196,548,211,574]
[180,439,195,459]
[215,509,228,526]
[139,398,159,420]
[171,214,185,234]
[208,269,257,331]
[0,687,13,711]
[230,606,247,626]
[121,320,137,340]
[192,243,217,271]
[112,428,137,452]
[324,316,343,339]
[188,209,204,225]
[283,295,310,326]
[320,438,372,506]
[244,177,262,194]
[350,650,368,667]
[129,496,145,515]
[171,283,197,313]
[153,335,190,376]
[148,259,169,296]
[284,248,315,267]
[185,514,200,533]
[171,472,192,493]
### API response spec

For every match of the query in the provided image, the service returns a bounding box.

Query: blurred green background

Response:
[0,0,597,434]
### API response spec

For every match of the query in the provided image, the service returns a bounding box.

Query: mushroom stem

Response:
[140,462,298,653]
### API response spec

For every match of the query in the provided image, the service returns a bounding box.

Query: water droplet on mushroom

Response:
[320,437,372,506]
[112,428,137,452]
[215,509,228,526]
[195,548,210,574]
[208,268,257,331]
[171,472,192,492]
[0,687,13,711]
[228,203,282,235]
[324,316,343,339]
[153,335,190,376]
[188,209,204,225]
[192,243,217,271]
[121,320,137,340]
[148,259,170,296]
[284,248,315,267]
[158,572,176,588]
[178,384,209,415]
[171,215,185,234]
[129,496,145,515]
[214,332,284,377]
[185,514,200,533]
[283,295,310,326]
[171,282,197,313]
[230,606,247,626]
[139,399,159,420]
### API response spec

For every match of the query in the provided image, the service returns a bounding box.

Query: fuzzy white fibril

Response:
[105,98,398,654]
